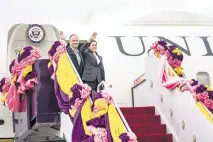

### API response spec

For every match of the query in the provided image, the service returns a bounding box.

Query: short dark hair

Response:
[89,40,97,46]
[69,34,78,40]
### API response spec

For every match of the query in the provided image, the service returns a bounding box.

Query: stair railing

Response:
[66,49,134,137]
[148,47,213,121]
[65,51,93,102]
[97,81,132,132]
[165,57,213,119]
[180,80,213,119]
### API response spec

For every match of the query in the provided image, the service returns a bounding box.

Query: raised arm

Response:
[79,42,89,54]
[80,32,97,53]
[59,31,66,40]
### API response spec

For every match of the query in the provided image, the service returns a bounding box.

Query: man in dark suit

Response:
[66,34,84,77]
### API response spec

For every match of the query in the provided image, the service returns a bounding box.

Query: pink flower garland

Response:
[195,91,209,102]
[11,59,20,76]
[179,80,213,111]
[167,58,182,68]
[88,126,108,142]
[2,46,41,112]
[152,40,213,117]
[71,98,83,110]
[11,47,40,76]
[204,99,213,110]
[152,42,166,55]
[127,132,137,142]
[79,83,91,99]
[71,84,91,110]
[101,91,113,104]
[151,40,184,77]
[2,77,12,94]
[52,45,66,63]
[48,40,67,64]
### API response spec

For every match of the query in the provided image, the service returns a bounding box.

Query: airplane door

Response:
[0,24,60,139]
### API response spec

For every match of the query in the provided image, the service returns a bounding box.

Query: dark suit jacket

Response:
[66,45,84,77]
[80,42,105,83]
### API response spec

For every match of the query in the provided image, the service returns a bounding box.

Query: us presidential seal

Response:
[26,24,45,43]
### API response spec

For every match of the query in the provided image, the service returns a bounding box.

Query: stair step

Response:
[120,106,155,115]
[120,106,173,142]
[125,115,161,125]
[130,124,167,135]
[137,134,173,142]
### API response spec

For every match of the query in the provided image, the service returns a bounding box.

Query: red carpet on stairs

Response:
[120,106,173,142]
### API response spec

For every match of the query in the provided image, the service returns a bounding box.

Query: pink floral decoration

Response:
[127,132,137,142]
[49,40,67,64]
[204,99,213,110]
[59,40,67,47]
[88,126,108,142]
[11,59,20,76]
[195,91,209,103]
[71,98,83,110]
[157,44,166,55]
[191,84,200,92]
[52,45,66,63]
[180,84,191,92]
[5,84,20,112]
[11,47,41,76]
[25,78,38,89]
[79,83,91,99]
[168,58,182,68]
[17,76,38,94]
[151,42,166,55]
[2,77,12,93]
[151,42,158,52]
[164,50,172,59]
[101,91,112,104]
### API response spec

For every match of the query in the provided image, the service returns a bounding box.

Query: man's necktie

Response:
[74,49,81,65]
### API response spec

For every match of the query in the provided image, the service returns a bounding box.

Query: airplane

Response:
[1,0,213,142]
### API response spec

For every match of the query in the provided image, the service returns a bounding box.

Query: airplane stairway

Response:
[121,106,173,142]
[131,40,213,142]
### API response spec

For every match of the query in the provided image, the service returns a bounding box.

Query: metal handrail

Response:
[97,81,132,132]
[164,56,213,119]
[181,81,213,119]
[65,43,134,136]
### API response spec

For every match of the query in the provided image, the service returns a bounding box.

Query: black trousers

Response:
[83,79,99,90]
[83,79,99,99]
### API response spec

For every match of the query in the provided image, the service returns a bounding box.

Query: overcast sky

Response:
[1,0,213,25]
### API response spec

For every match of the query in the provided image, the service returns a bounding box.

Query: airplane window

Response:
[196,72,211,86]
[0,119,4,125]
[14,48,22,57]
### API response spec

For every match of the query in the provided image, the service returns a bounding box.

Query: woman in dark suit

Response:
[80,33,105,91]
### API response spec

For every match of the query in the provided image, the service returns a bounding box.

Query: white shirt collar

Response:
[70,46,78,52]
